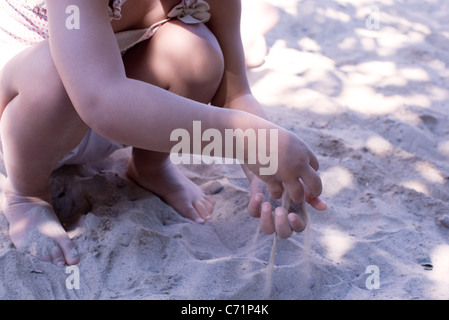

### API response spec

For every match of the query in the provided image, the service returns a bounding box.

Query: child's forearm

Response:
[223,93,271,181]
[90,77,278,157]
[224,92,268,120]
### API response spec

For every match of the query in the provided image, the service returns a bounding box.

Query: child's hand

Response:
[248,175,326,238]
[244,128,326,238]
[246,127,324,206]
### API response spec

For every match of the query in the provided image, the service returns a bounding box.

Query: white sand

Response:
[1,0,449,300]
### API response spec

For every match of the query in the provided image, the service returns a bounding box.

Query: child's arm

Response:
[46,0,240,151]
[45,0,322,206]
[207,0,265,117]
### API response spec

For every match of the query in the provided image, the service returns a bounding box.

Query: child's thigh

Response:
[0,41,71,111]
[122,20,224,100]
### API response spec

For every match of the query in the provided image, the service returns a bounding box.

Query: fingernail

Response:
[262,203,270,212]
[195,217,205,224]
[275,208,284,216]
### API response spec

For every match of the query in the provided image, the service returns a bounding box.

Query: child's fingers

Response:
[308,152,320,172]
[308,196,327,211]
[287,212,306,233]
[302,180,327,211]
[266,180,284,200]
[248,192,263,218]
[275,208,292,239]
[284,180,305,204]
[300,167,323,200]
[260,202,275,235]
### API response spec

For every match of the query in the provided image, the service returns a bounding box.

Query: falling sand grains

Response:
[262,191,312,298]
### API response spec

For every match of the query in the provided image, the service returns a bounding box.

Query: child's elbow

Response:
[71,88,117,135]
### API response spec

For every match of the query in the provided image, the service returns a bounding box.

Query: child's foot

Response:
[1,180,79,266]
[127,158,215,224]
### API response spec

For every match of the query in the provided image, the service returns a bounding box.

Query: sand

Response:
[1,0,449,300]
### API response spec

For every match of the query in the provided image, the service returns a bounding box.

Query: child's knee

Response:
[0,56,20,109]
[124,22,224,100]
[157,22,224,91]
[176,29,224,89]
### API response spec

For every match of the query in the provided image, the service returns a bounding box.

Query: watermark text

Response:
[65,265,80,290]
[65,5,80,30]
[170,121,278,175]
[365,6,380,30]
[365,265,380,290]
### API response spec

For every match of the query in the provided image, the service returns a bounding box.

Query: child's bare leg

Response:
[123,21,224,223]
[0,42,89,265]
[241,0,279,68]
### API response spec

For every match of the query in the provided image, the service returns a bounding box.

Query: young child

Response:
[0,0,327,266]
